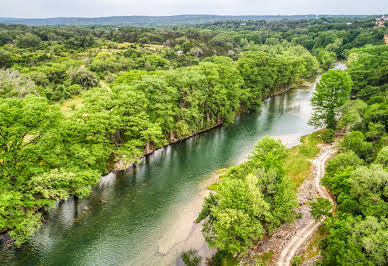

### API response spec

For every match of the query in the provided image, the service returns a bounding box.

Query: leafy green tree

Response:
[337,99,367,131]
[323,216,388,266]
[197,137,296,254]
[375,146,388,167]
[202,175,270,254]
[309,70,353,129]
[0,50,12,68]
[349,164,388,217]
[325,151,364,177]
[310,197,332,221]
[342,131,373,161]
[68,66,98,88]
[16,33,41,48]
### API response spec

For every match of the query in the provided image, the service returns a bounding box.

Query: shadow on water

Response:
[1,82,325,265]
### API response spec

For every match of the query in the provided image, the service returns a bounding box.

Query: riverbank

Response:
[111,79,313,172]
[200,131,325,265]
[0,78,321,265]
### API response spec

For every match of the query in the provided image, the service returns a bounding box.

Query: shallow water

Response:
[1,64,346,265]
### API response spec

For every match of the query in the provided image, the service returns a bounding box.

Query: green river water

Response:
[1,65,346,265]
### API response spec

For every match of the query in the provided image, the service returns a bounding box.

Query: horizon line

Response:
[0,13,383,20]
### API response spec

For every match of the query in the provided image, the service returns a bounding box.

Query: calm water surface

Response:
[1,65,347,265]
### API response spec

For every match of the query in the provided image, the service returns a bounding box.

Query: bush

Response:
[0,50,12,68]
[321,129,335,143]
[181,250,202,266]
[16,33,41,48]
[342,131,373,161]
[68,66,98,88]
[291,255,302,266]
[325,151,364,176]
[310,197,332,221]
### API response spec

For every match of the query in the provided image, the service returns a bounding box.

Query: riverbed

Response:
[0,64,345,265]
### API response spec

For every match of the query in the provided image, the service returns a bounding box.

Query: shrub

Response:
[321,128,335,143]
[310,197,332,221]
[181,250,202,266]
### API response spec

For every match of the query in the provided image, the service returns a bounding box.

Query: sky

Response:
[0,0,387,18]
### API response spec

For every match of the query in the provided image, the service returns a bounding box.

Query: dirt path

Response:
[277,146,336,266]
[99,80,111,92]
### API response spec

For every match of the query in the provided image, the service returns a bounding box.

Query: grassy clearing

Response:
[284,131,323,187]
[208,131,323,191]
[253,250,274,265]
[56,95,83,117]
[208,168,232,191]
[208,183,219,191]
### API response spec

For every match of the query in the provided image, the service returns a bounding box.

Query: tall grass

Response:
[284,131,323,187]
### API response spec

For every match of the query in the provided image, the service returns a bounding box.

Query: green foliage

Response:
[0,50,12,68]
[342,131,373,161]
[375,146,388,167]
[310,197,332,221]
[291,256,302,266]
[1,18,386,247]
[0,69,39,98]
[337,99,367,131]
[315,43,388,266]
[315,49,336,70]
[16,33,41,48]
[68,66,98,88]
[197,137,297,254]
[323,216,388,266]
[325,151,364,177]
[321,129,335,143]
[181,249,202,266]
[309,70,353,129]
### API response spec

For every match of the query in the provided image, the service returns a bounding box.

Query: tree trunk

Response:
[169,131,175,142]
[146,142,151,154]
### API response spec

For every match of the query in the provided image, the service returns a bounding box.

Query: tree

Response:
[202,175,270,254]
[325,151,364,177]
[0,69,39,98]
[310,197,332,221]
[309,70,353,130]
[16,33,41,48]
[342,131,373,161]
[0,50,12,68]
[323,216,388,266]
[68,66,98,88]
[197,137,296,254]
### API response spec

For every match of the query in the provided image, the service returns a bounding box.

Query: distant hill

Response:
[0,14,371,26]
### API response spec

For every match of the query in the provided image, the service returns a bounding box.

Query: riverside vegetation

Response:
[195,45,387,265]
[0,16,386,251]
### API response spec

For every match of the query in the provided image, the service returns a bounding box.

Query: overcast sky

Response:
[0,0,387,18]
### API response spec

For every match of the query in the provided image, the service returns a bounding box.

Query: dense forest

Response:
[319,45,388,265]
[0,15,387,255]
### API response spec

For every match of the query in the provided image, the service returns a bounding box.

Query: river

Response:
[0,63,345,266]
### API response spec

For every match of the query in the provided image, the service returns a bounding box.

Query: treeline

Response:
[0,45,317,245]
[316,45,387,265]
[0,17,385,101]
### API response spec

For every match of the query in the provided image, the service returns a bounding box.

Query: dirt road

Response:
[277,146,336,266]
